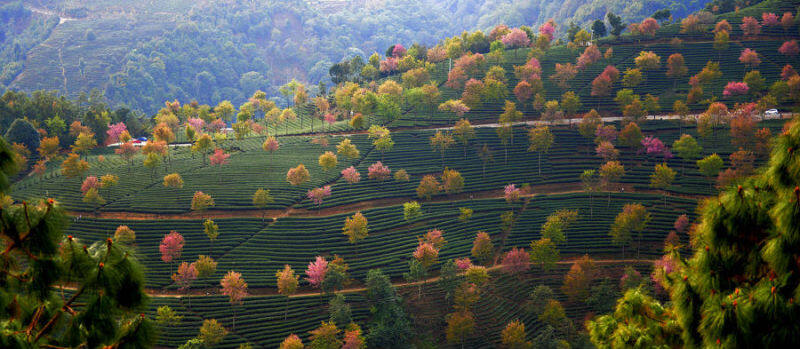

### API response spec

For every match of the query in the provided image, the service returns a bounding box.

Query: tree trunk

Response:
[538,153,542,176]
[284,297,289,321]
[637,233,641,260]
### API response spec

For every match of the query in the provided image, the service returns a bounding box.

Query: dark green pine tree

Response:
[0,135,156,348]
[364,269,412,348]
[664,118,800,347]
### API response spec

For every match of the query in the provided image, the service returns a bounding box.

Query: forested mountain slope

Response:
[2,0,710,113]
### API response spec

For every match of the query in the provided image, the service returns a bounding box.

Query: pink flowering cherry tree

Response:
[106,122,128,144]
[501,28,530,52]
[641,136,673,161]
[539,21,555,41]
[501,247,530,276]
[368,161,391,181]
[504,184,521,204]
[305,256,328,289]
[187,118,205,133]
[81,176,100,194]
[341,166,361,184]
[307,185,332,209]
[723,82,749,97]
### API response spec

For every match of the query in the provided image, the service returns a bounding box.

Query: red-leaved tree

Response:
[674,214,689,234]
[576,45,601,70]
[445,68,468,90]
[781,12,795,30]
[209,148,230,167]
[550,63,578,89]
[740,16,761,37]
[514,81,533,105]
[263,136,279,155]
[160,231,185,273]
[595,124,618,143]
[779,40,799,57]
[739,49,761,71]
[172,261,197,291]
[762,12,779,26]
[220,270,248,329]
[591,73,613,97]
[639,18,660,37]
[723,82,749,97]
[782,65,798,80]
[115,141,138,167]
[380,57,399,73]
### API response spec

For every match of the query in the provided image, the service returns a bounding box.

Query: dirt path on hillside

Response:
[27,5,78,24]
[69,182,705,221]
[65,258,652,299]
[285,113,694,138]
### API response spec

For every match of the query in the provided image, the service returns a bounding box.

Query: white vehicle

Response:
[764,109,780,120]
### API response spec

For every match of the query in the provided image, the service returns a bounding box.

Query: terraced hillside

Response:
[148,261,651,348]
[65,192,693,289]
[11,119,783,213]
[3,0,798,347]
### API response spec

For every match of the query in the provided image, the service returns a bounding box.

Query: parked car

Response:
[764,109,780,119]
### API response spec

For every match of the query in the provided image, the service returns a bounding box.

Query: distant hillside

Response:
[444,0,710,30]
[2,0,711,114]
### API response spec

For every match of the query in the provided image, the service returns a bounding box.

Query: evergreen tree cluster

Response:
[590,116,800,347]
[0,135,156,348]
